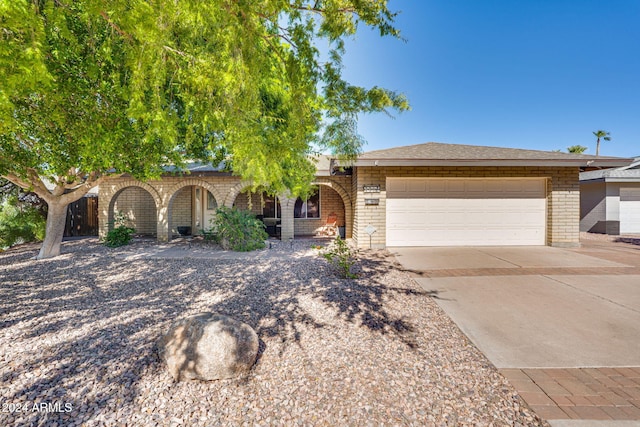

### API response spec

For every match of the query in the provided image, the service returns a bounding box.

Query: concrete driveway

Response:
[391,245,640,368]
[390,241,640,425]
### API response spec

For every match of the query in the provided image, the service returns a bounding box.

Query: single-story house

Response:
[580,157,640,235]
[98,142,631,248]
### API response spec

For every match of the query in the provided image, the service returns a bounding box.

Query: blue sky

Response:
[339,0,639,158]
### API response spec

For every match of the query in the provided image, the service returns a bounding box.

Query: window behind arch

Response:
[294,192,320,219]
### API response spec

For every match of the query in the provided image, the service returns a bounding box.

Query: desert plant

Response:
[210,206,268,251]
[103,212,135,248]
[322,236,357,279]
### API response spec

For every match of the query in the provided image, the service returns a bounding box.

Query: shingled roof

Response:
[580,157,640,182]
[354,142,631,167]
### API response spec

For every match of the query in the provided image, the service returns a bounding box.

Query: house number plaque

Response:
[363,184,380,193]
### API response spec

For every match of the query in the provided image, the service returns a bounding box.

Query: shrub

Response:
[0,197,46,249]
[200,227,217,243]
[103,212,135,247]
[210,206,268,251]
[322,236,358,279]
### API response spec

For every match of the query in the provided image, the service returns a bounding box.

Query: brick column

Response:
[279,194,296,241]
[98,187,111,239]
[157,205,169,242]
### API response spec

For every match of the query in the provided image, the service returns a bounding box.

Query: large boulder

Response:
[157,312,259,381]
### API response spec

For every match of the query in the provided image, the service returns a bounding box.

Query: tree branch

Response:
[99,11,133,41]
[291,4,357,15]
[3,171,52,203]
[2,173,33,192]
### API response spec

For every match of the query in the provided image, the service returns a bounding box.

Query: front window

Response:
[294,192,320,219]
[262,195,281,218]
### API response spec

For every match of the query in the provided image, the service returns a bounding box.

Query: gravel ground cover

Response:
[0,238,546,426]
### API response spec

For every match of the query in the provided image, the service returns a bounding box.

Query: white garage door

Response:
[386,178,547,246]
[620,188,640,234]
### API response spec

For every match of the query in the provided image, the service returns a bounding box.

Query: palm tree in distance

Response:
[593,130,611,156]
[567,145,588,154]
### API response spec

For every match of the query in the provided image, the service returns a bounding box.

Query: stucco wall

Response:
[585,182,640,235]
[580,182,607,233]
[353,166,580,248]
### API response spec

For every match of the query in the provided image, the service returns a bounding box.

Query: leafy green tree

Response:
[0,193,46,249]
[567,145,588,154]
[593,130,611,156]
[0,0,408,259]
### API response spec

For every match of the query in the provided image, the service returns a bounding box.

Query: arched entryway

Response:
[166,182,220,239]
[312,179,352,239]
[229,183,351,239]
[107,184,160,236]
[231,188,282,237]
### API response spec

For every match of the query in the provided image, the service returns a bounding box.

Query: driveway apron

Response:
[391,243,640,425]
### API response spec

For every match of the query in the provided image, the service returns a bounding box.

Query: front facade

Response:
[99,169,353,243]
[99,142,631,248]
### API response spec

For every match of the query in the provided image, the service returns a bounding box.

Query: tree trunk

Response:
[37,200,69,259]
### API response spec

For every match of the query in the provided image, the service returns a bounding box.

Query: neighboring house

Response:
[580,157,640,235]
[98,142,631,248]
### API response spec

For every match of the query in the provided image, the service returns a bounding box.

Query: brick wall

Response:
[99,174,354,241]
[112,187,157,235]
[352,168,359,245]
[294,186,345,235]
[233,191,264,215]
[170,187,192,236]
[353,166,580,248]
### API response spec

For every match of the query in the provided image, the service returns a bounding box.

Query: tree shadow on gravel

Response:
[0,239,432,426]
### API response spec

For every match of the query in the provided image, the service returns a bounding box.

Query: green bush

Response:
[322,236,358,279]
[103,212,135,247]
[0,197,46,249]
[200,227,217,242]
[210,206,268,251]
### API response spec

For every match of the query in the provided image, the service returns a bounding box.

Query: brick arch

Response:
[164,178,224,207]
[105,180,162,233]
[312,178,353,238]
[107,180,162,210]
[163,179,226,241]
[312,178,352,208]
[223,180,254,207]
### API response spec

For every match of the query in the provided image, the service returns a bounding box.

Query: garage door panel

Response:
[466,180,486,193]
[406,180,428,193]
[620,188,640,233]
[386,178,546,246]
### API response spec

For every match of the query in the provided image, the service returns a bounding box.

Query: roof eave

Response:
[579,177,606,183]
[602,177,640,183]
[353,159,632,167]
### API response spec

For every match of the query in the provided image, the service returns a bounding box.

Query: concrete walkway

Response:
[113,238,327,261]
[391,239,640,426]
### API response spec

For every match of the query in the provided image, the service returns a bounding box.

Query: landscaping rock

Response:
[157,313,259,381]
